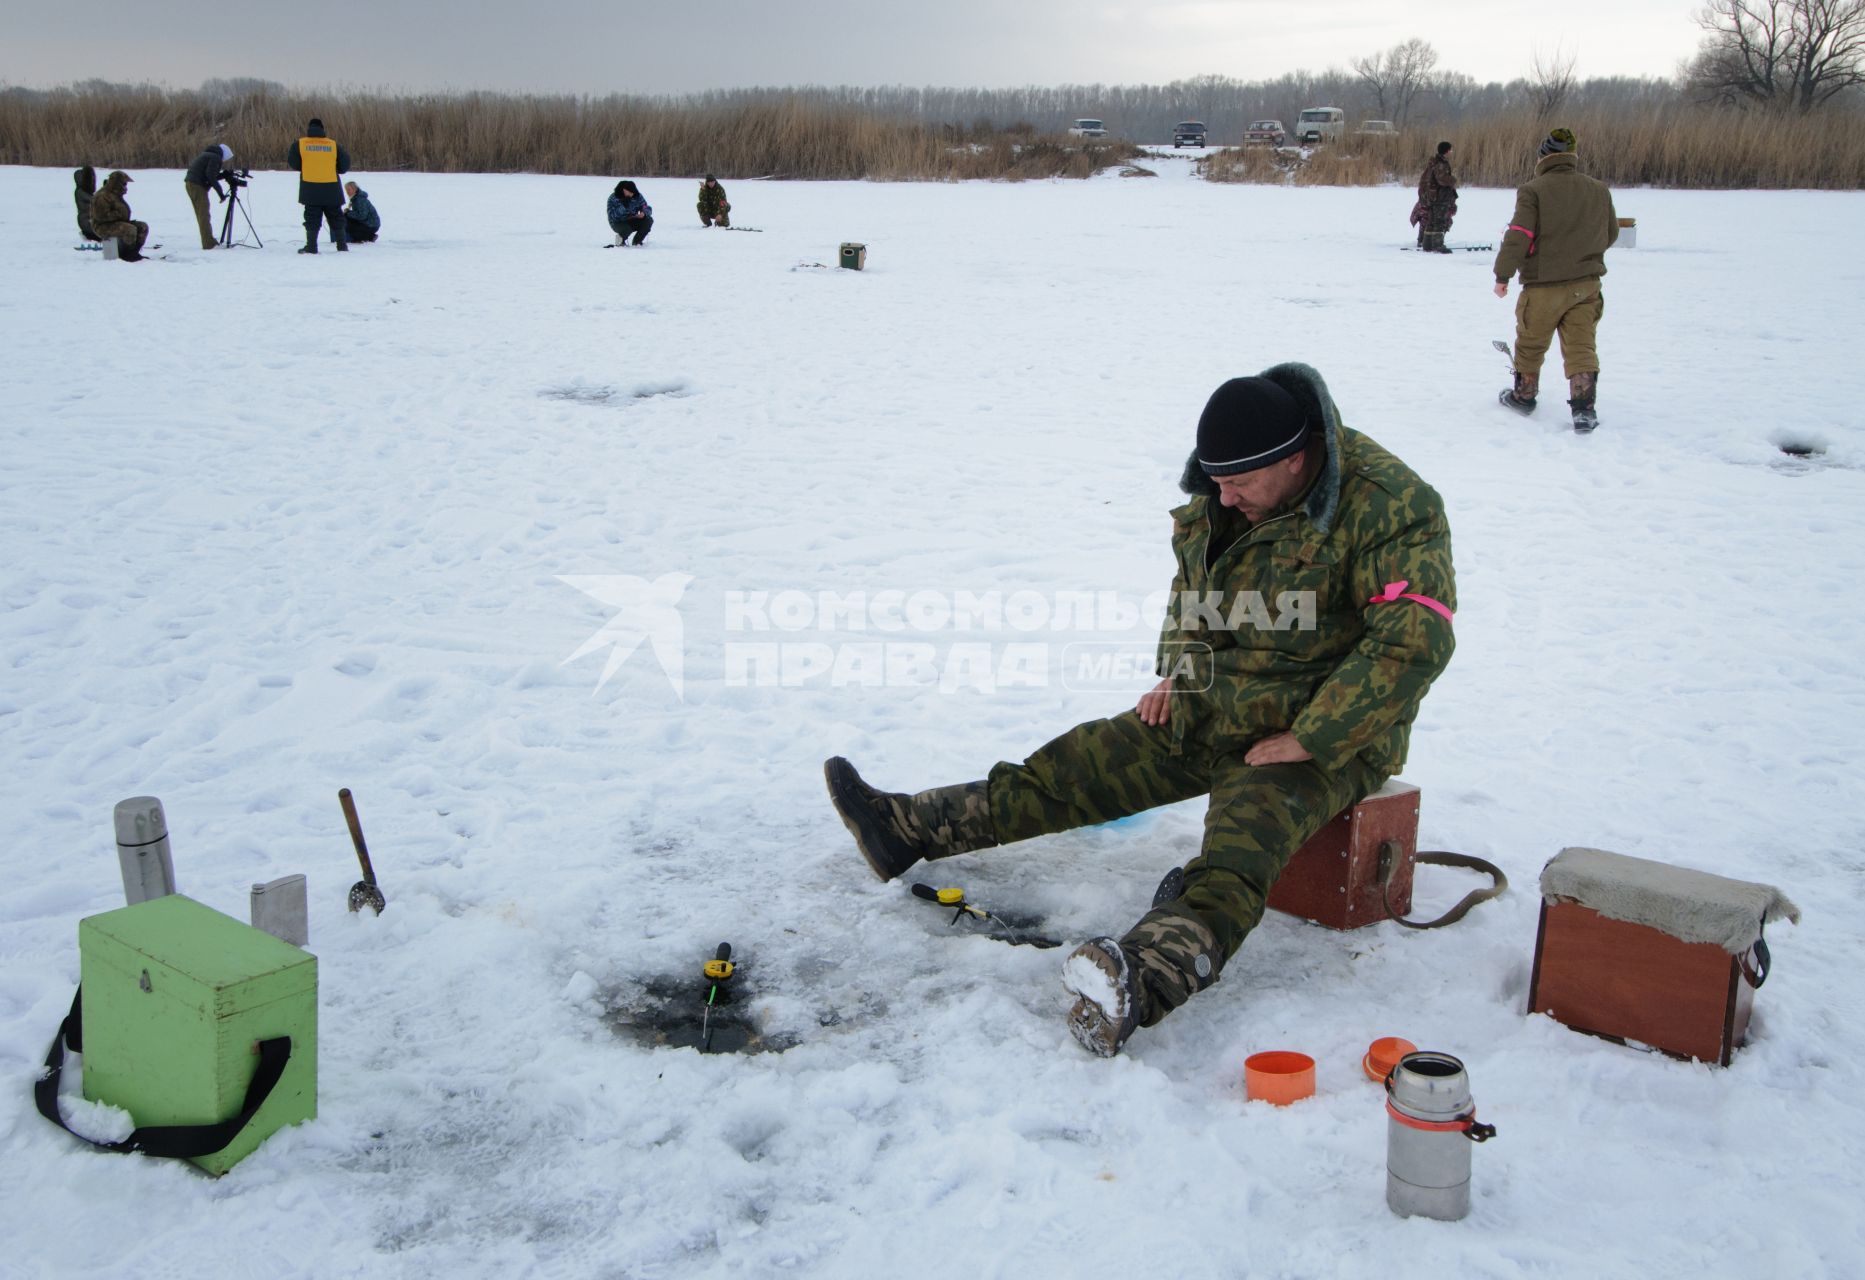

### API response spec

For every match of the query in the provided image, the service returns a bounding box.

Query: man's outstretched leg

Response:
[824,709,1206,882]
[1064,755,1383,1057]
[823,758,996,881]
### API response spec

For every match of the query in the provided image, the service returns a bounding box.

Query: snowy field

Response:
[3,153,1864,1279]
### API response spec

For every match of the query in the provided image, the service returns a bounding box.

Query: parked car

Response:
[1244,119,1286,146]
[1068,119,1108,139]
[1294,107,1345,145]
[1172,121,1209,147]
[1356,120,1398,136]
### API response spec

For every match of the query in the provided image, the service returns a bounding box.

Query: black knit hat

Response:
[1196,377,1310,476]
[307,118,325,133]
[1539,127,1576,157]
[1436,140,1453,156]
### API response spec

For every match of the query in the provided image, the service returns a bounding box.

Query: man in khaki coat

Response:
[1493,127,1618,432]
[90,170,149,261]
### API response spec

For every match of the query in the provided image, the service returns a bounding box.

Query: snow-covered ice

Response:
[3,154,1864,1278]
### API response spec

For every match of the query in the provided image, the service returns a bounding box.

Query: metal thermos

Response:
[114,796,176,906]
[1385,1051,1496,1221]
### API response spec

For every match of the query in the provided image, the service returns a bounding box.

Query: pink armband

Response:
[1369,580,1454,625]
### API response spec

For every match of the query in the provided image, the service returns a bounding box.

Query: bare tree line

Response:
[1683,0,1865,110]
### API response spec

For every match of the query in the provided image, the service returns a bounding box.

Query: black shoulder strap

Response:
[34,987,292,1160]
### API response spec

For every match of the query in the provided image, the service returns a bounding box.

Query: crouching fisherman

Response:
[607,180,653,245]
[344,182,381,243]
[698,175,730,227]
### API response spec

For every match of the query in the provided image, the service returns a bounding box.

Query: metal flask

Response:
[114,796,176,906]
[1384,1051,1497,1221]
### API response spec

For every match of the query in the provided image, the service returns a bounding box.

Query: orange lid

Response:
[1362,1036,1417,1083]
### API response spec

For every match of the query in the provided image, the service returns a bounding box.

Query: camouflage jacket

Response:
[1154,363,1456,776]
[91,180,133,230]
[1417,155,1456,205]
[1493,152,1617,286]
[698,181,729,215]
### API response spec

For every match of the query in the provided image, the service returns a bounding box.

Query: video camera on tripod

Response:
[218,168,262,248]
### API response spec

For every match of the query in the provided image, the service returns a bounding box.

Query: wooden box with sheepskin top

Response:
[1527,847,1798,1066]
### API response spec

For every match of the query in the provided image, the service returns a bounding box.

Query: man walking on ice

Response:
[1493,127,1619,432]
[824,364,1457,1057]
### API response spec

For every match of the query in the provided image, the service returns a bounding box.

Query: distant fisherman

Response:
[90,170,150,261]
[1493,127,1618,432]
[289,118,351,255]
[1412,141,1456,253]
[343,182,381,243]
[608,180,653,246]
[697,175,731,228]
[73,165,100,243]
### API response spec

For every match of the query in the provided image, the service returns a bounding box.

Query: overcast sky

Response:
[1,0,1701,96]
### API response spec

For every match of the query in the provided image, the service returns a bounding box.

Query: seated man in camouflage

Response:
[90,170,150,261]
[825,365,1457,1057]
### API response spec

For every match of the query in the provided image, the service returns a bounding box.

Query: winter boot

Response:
[337,241,349,253]
[1433,234,1453,254]
[1568,371,1599,433]
[1499,370,1538,416]
[823,757,996,882]
[1063,906,1221,1058]
[298,244,317,255]
[1063,938,1142,1057]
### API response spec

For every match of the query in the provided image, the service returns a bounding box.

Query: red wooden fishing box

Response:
[1267,781,1419,930]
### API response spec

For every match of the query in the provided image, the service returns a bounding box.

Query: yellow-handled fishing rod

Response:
[701,942,735,1053]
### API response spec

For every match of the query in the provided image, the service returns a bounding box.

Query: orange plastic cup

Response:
[1244,1051,1316,1105]
[1362,1037,1417,1083]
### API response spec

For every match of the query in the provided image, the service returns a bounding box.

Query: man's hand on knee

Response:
[1137,678,1174,727]
[1244,731,1312,766]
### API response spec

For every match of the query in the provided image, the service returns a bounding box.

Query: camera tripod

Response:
[218,179,262,249]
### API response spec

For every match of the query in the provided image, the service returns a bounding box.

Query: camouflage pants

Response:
[986,709,1385,1017]
[1513,277,1603,379]
[93,219,148,256]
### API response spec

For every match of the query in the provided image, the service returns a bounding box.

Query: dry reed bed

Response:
[0,87,1138,181]
[6,88,1859,187]
[1202,106,1865,189]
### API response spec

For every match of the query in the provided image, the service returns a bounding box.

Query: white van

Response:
[1295,107,1345,145]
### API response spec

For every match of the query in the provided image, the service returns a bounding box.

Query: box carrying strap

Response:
[33,986,292,1160]
[1378,845,1509,930]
